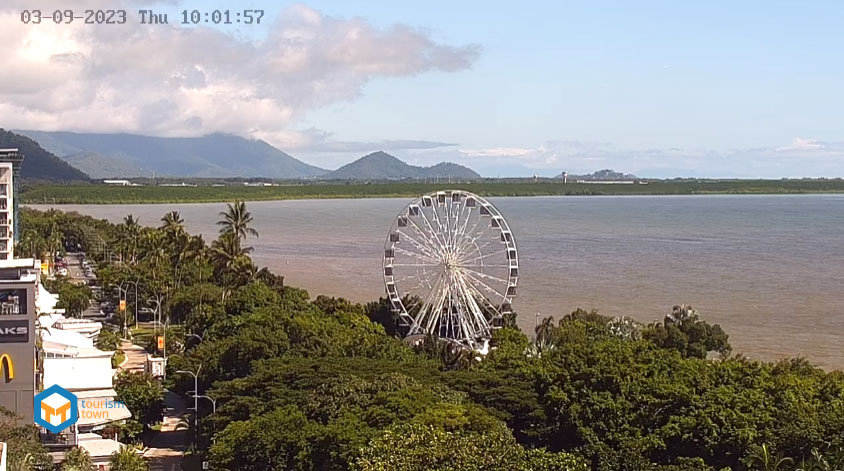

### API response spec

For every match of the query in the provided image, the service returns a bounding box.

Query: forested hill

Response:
[325,151,481,180]
[0,129,90,181]
[17,130,326,179]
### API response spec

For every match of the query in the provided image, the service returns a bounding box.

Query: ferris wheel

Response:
[383,190,519,350]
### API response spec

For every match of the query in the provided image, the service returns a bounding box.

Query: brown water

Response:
[33,195,844,369]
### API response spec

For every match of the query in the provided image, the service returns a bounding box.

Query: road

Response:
[63,252,105,320]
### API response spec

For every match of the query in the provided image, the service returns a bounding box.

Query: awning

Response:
[78,435,123,459]
[37,283,60,313]
[75,389,132,427]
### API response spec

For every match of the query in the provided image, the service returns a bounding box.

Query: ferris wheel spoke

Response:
[425,277,449,334]
[459,248,507,265]
[461,269,508,300]
[459,274,503,320]
[417,272,445,330]
[459,264,511,268]
[395,239,440,264]
[452,205,472,250]
[455,275,493,337]
[406,216,446,255]
[457,265,510,287]
[417,209,449,251]
[430,204,446,237]
[394,246,439,264]
[397,227,443,260]
[452,214,482,256]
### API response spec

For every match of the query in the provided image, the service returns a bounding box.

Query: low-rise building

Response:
[36,276,131,469]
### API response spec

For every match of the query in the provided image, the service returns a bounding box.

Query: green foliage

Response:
[108,448,148,471]
[62,446,95,471]
[0,408,51,471]
[169,282,222,324]
[642,304,731,358]
[96,329,122,351]
[226,282,281,316]
[353,422,586,471]
[21,179,844,205]
[24,205,844,471]
[114,371,164,427]
[44,278,92,317]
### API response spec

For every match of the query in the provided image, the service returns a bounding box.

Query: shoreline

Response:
[21,180,844,204]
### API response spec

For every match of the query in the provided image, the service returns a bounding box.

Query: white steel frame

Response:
[383,190,518,350]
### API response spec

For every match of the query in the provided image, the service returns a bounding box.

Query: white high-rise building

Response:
[0,161,14,260]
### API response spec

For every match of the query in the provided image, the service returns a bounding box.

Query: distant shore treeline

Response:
[21,179,844,204]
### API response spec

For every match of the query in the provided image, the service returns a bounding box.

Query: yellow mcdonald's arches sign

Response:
[0,353,13,382]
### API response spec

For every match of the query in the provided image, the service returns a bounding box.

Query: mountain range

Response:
[0,129,89,181]
[15,130,480,181]
[17,130,325,179]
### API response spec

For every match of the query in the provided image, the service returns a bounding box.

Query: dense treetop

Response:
[17,205,844,471]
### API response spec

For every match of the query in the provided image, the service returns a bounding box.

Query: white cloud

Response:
[459,147,535,158]
[776,137,825,152]
[0,3,479,140]
[436,138,844,178]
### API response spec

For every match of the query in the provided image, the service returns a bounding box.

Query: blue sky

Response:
[2,1,843,176]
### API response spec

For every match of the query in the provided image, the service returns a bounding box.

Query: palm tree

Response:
[170,233,205,288]
[108,447,148,471]
[160,211,185,236]
[18,229,48,259]
[535,316,557,348]
[210,232,253,298]
[217,200,259,244]
[119,215,142,264]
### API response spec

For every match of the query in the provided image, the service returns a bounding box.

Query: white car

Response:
[56,267,69,277]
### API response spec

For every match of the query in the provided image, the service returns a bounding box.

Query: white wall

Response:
[43,356,113,391]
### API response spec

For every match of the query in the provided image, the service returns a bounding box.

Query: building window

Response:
[0,289,26,315]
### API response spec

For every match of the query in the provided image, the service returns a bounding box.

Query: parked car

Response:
[56,267,68,277]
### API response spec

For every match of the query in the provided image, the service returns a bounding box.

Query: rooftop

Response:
[0,258,37,269]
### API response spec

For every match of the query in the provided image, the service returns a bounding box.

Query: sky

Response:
[1,0,842,177]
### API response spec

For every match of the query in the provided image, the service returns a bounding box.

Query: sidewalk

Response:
[120,340,147,373]
[144,391,189,471]
[117,341,188,470]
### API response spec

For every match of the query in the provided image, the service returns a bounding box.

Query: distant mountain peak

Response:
[325,151,480,180]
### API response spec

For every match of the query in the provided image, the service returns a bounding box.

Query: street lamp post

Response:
[116,283,130,335]
[149,318,170,379]
[193,394,216,414]
[126,279,140,329]
[185,333,203,350]
[176,365,202,435]
[192,393,217,445]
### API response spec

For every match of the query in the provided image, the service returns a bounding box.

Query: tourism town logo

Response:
[34,385,78,434]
